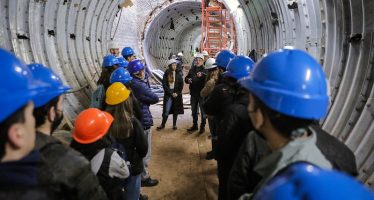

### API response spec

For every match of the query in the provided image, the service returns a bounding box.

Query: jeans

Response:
[141,128,152,179]
[190,95,207,127]
[163,98,173,118]
[126,175,140,200]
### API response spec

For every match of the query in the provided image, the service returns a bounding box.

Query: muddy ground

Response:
[142,99,219,200]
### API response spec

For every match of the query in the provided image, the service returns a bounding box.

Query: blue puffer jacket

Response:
[130,75,159,129]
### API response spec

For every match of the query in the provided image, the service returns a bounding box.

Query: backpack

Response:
[90,84,105,109]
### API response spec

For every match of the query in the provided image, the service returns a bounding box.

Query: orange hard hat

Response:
[72,108,114,144]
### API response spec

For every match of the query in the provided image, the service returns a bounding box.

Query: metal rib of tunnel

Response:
[0,0,373,187]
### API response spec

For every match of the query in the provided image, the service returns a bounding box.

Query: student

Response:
[91,55,120,109]
[214,49,235,83]
[122,47,136,62]
[29,63,108,199]
[109,41,120,57]
[237,47,332,197]
[105,82,149,200]
[200,58,219,158]
[71,108,130,200]
[0,48,57,199]
[157,59,184,130]
[127,60,159,187]
[213,56,255,200]
[185,53,207,133]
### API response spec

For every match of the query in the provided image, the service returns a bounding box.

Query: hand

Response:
[172,93,178,98]
[197,72,202,77]
[187,78,192,83]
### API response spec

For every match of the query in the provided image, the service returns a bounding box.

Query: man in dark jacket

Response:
[0,49,59,199]
[216,89,255,200]
[128,59,160,187]
[29,63,108,199]
[185,53,207,133]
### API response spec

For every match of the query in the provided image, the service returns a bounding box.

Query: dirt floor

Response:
[142,97,219,200]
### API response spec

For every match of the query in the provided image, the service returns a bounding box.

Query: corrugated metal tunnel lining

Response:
[0,0,373,187]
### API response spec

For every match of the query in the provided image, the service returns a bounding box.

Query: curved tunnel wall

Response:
[0,0,373,187]
[0,0,123,127]
[143,1,202,70]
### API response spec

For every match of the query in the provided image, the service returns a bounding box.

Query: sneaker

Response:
[187,126,198,132]
[141,177,159,187]
[139,194,148,200]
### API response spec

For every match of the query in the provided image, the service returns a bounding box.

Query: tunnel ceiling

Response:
[0,0,373,188]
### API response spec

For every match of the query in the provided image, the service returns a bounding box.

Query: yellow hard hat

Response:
[105,82,131,105]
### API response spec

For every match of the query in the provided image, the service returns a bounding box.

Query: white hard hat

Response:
[204,58,217,70]
[177,52,183,57]
[195,53,204,60]
[109,41,119,49]
[167,59,177,66]
[202,50,209,56]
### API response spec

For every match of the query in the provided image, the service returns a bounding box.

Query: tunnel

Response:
[0,0,373,191]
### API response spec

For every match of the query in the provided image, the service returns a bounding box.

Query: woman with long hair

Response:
[105,82,148,200]
[70,108,130,200]
[157,59,184,130]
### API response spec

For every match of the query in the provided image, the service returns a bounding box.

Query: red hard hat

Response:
[72,108,113,144]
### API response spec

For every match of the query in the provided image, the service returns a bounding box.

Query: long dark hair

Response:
[70,136,112,160]
[167,64,175,83]
[97,67,116,89]
[106,95,134,139]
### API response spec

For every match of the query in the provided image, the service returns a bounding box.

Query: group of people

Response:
[156,47,374,199]
[1,41,374,200]
[0,43,162,200]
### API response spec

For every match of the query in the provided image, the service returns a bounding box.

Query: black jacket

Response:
[216,93,254,200]
[312,125,358,176]
[34,132,108,200]
[204,82,235,118]
[0,151,60,200]
[118,118,148,175]
[227,126,358,199]
[162,69,184,115]
[184,65,206,97]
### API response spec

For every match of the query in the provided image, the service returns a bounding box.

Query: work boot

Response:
[141,177,159,187]
[187,125,198,132]
[173,126,177,130]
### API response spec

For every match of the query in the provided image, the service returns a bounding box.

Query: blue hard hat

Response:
[239,47,329,120]
[215,49,236,69]
[224,55,255,79]
[127,59,145,74]
[28,63,71,108]
[117,57,129,68]
[110,67,133,84]
[253,162,374,200]
[121,47,135,58]
[102,55,119,68]
[0,49,46,122]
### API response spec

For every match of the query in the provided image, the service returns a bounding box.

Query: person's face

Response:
[110,48,120,56]
[128,55,136,62]
[204,56,209,62]
[23,102,36,152]
[50,95,64,134]
[196,58,204,67]
[171,63,177,71]
[247,93,265,131]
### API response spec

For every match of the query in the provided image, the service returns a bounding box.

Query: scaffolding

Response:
[201,1,237,57]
